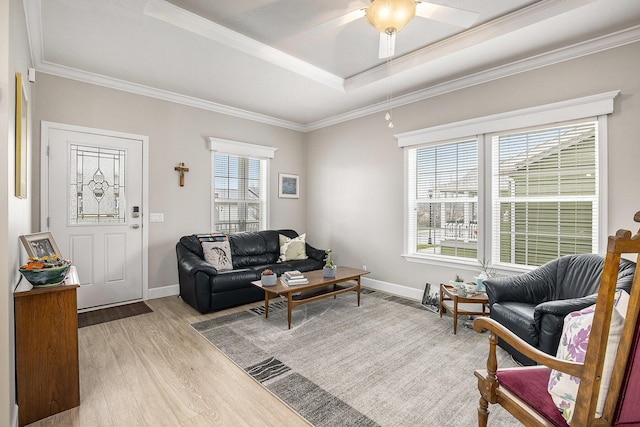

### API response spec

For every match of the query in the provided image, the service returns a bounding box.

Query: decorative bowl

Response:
[19,263,71,287]
[323,266,337,278]
[261,273,277,286]
[465,283,478,293]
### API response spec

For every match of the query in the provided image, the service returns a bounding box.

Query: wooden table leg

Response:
[287,292,293,329]
[439,284,444,318]
[453,294,458,335]
[265,290,270,318]
[357,277,361,306]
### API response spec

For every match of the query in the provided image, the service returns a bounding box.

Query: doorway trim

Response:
[40,121,149,303]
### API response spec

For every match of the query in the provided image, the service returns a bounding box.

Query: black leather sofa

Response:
[176,229,325,313]
[484,254,636,365]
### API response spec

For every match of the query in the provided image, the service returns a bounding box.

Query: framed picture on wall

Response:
[15,72,28,199]
[279,173,299,198]
[20,232,62,259]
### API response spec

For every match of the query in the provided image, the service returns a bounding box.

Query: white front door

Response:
[43,122,147,310]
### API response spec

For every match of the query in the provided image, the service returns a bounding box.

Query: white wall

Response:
[33,75,309,291]
[305,41,640,295]
[4,0,35,425]
[27,28,640,303]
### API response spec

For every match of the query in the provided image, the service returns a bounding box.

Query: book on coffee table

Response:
[282,276,309,286]
[284,270,305,280]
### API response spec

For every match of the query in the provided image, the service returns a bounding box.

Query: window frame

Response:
[399,91,617,273]
[208,137,277,233]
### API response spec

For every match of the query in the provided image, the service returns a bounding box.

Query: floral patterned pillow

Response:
[548,290,630,423]
[278,233,308,262]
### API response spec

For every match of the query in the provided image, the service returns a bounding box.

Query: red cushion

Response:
[614,317,640,426]
[497,367,568,427]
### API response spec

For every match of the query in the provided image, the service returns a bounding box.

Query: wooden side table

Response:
[439,283,490,334]
[14,283,80,426]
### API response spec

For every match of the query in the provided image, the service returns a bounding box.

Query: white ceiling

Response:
[23,0,640,131]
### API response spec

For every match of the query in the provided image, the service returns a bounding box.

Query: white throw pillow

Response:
[548,290,630,423]
[202,241,233,271]
[279,233,308,262]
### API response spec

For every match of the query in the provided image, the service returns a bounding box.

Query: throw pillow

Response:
[202,241,233,271]
[278,233,308,262]
[548,290,630,423]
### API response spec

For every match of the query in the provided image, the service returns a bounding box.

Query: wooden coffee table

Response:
[251,266,369,329]
[439,283,490,335]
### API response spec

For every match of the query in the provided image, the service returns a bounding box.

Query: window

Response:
[209,138,277,234]
[408,139,478,260]
[492,121,598,267]
[213,154,265,233]
[399,91,616,270]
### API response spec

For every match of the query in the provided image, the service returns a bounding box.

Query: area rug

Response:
[78,301,152,328]
[192,290,518,426]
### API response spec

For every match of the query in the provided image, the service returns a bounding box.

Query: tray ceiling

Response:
[24,0,640,130]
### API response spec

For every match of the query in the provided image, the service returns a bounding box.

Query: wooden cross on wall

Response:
[174,162,189,187]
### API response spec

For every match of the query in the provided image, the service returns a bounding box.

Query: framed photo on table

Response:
[279,173,299,198]
[20,232,62,259]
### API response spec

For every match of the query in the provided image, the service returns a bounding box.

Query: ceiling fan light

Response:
[366,0,416,34]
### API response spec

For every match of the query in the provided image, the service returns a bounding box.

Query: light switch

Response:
[149,213,164,223]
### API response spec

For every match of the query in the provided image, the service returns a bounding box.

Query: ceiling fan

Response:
[314,0,479,58]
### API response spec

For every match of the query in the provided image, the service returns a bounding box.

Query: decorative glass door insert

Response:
[69,144,126,224]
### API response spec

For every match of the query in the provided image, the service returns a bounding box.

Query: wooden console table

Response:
[15,282,80,426]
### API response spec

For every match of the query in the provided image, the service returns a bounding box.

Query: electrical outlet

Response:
[362,264,367,271]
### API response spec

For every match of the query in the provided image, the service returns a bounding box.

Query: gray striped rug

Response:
[191,290,518,426]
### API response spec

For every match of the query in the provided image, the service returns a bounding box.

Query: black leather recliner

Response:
[484,254,636,365]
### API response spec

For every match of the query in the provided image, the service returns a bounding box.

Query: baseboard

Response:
[148,284,180,300]
[361,277,423,301]
[11,404,18,427]
[147,279,426,303]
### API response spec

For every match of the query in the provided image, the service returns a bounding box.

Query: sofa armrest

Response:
[305,243,326,262]
[177,249,218,276]
[534,294,598,355]
[534,294,597,318]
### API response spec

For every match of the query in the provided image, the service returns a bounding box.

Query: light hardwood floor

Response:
[27,296,311,426]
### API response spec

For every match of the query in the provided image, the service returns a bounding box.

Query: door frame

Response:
[40,121,149,303]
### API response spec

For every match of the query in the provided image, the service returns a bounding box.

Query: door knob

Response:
[132,224,140,229]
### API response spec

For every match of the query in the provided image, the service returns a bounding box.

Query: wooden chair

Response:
[473,211,640,427]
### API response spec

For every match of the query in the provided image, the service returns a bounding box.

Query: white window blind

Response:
[209,137,276,233]
[213,154,266,233]
[491,120,598,267]
[408,139,478,259]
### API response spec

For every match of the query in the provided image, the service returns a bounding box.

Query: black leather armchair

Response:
[484,253,636,365]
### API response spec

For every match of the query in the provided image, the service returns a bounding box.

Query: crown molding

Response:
[345,0,599,91]
[143,0,345,92]
[37,61,308,131]
[304,26,640,132]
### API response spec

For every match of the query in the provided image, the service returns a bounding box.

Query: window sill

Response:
[401,253,532,276]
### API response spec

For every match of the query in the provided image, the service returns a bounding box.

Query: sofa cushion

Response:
[491,302,539,347]
[209,269,259,293]
[498,367,567,427]
[202,241,233,271]
[548,290,630,423]
[229,231,279,268]
[279,233,308,262]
